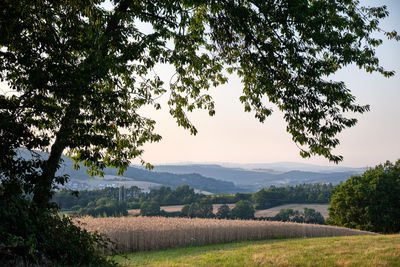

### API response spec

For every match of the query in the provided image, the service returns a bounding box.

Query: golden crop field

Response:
[74,216,376,253]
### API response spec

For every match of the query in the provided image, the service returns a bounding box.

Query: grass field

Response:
[112,234,400,266]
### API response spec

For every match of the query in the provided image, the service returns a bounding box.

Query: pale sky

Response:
[138,0,400,168]
[2,1,399,168]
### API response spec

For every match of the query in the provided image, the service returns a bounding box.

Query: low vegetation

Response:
[112,234,400,267]
[74,216,375,253]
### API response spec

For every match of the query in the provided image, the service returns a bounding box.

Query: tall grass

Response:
[74,216,376,253]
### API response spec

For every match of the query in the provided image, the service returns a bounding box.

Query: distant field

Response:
[255,203,330,218]
[128,203,329,218]
[112,234,400,266]
[74,216,375,253]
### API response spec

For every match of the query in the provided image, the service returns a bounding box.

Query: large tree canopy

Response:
[327,160,400,233]
[0,0,398,207]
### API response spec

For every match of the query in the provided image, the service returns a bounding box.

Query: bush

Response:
[327,160,400,233]
[0,185,115,266]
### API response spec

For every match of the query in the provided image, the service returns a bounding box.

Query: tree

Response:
[327,160,400,233]
[231,200,255,219]
[303,208,325,224]
[216,204,231,219]
[273,208,325,224]
[140,200,160,216]
[181,198,214,218]
[1,1,398,210]
[274,208,304,223]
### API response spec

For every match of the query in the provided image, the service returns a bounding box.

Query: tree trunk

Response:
[32,104,77,208]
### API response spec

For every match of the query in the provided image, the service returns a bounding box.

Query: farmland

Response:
[74,216,375,253]
[111,234,400,266]
[128,204,237,216]
[128,203,329,218]
[254,203,329,218]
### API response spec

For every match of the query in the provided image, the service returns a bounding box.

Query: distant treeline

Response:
[252,183,334,209]
[53,183,332,220]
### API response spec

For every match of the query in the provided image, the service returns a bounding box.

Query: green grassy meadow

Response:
[112,234,400,266]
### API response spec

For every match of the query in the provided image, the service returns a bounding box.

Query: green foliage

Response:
[273,208,325,224]
[76,198,128,217]
[142,185,204,206]
[209,194,236,204]
[327,160,400,233]
[0,185,114,266]
[304,208,325,224]
[53,186,141,210]
[234,193,253,202]
[231,200,255,220]
[253,183,334,209]
[140,200,161,216]
[216,204,231,219]
[181,198,214,218]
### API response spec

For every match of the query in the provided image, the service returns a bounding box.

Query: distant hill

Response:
[16,149,362,193]
[101,166,243,193]
[153,164,360,190]
[18,150,244,193]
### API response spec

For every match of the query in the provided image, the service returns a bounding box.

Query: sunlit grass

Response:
[112,234,400,266]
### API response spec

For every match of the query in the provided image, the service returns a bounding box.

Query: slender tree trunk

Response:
[32,104,77,208]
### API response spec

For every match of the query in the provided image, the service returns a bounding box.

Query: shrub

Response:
[0,183,115,266]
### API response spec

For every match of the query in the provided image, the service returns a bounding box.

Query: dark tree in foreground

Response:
[327,160,400,233]
[1,0,399,210]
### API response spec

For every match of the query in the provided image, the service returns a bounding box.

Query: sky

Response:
[137,0,400,168]
[1,1,399,168]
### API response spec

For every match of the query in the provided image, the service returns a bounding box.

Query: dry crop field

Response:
[74,216,376,253]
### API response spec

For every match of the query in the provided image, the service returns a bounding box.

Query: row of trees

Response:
[273,208,325,224]
[53,186,142,210]
[72,197,128,217]
[253,183,334,209]
[140,199,256,220]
